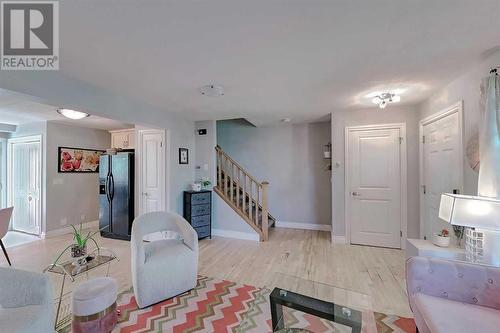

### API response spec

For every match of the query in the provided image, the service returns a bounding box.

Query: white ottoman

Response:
[72,277,118,333]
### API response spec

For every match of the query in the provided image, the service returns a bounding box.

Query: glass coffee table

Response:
[43,247,119,330]
[268,273,375,333]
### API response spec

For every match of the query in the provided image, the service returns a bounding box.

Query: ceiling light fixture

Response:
[57,108,90,120]
[200,84,224,97]
[281,118,291,123]
[371,92,401,109]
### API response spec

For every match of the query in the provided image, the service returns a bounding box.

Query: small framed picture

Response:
[179,148,189,164]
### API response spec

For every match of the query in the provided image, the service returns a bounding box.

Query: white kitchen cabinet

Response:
[110,129,135,149]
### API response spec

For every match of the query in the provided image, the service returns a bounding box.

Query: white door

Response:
[138,130,165,215]
[421,110,462,240]
[8,136,42,235]
[347,127,403,248]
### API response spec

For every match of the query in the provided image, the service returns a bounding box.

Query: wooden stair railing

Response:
[215,146,275,241]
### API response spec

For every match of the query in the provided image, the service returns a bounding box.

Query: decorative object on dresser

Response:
[179,147,189,164]
[432,229,450,247]
[183,190,212,239]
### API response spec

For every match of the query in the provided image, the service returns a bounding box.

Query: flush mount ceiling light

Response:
[200,84,224,97]
[281,118,291,123]
[57,108,90,120]
[371,92,401,109]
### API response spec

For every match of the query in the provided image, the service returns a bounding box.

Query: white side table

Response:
[406,238,465,261]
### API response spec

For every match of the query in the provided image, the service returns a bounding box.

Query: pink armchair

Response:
[406,256,500,333]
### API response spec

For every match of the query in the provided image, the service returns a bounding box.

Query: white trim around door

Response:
[419,101,464,239]
[345,123,408,249]
[7,135,43,236]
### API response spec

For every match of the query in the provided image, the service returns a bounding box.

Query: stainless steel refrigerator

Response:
[99,152,135,240]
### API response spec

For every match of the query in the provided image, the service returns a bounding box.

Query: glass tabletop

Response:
[44,248,118,279]
[269,273,374,333]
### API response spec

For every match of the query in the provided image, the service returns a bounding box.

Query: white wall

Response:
[418,50,500,197]
[45,121,110,231]
[194,120,217,185]
[331,105,420,239]
[217,119,332,228]
[0,71,196,216]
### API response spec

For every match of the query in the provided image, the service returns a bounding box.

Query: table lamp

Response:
[439,193,500,266]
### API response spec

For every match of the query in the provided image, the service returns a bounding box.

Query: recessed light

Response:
[57,108,90,120]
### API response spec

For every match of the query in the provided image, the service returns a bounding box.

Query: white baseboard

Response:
[42,220,99,238]
[275,221,332,232]
[332,235,347,244]
[212,228,260,241]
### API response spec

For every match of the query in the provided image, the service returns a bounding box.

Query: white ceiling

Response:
[25,1,500,125]
[0,89,133,131]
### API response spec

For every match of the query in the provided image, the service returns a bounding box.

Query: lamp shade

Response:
[439,193,500,231]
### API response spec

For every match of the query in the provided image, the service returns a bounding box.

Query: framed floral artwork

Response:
[58,147,104,173]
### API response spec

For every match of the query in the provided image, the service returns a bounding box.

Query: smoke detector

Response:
[200,84,224,97]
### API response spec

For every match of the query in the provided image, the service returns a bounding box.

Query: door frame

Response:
[419,101,464,239]
[7,135,43,236]
[0,138,7,208]
[136,128,168,216]
[345,123,407,249]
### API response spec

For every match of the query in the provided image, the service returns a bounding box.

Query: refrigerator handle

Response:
[109,173,115,200]
[105,174,111,202]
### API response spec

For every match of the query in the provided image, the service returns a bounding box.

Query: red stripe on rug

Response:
[211,284,257,330]
[173,280,233,333]
[394,317,417,332]
[120,297,177,333]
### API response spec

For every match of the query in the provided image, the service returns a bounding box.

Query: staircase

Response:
[214,146,276,241]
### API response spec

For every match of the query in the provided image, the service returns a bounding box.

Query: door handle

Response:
[109,173,115,200]
[27,195,33,202]
[352,191,361,197]
[105,175,111,202]
[142,192,150,197]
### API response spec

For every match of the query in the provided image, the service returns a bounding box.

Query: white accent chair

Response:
[131,211,198,309]
[0,267,53,333]
[0,207,14,266]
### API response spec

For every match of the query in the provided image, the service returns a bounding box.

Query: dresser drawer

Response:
[191,215,210,228]
[191,204,210,217]
[191,192,211,205]
[195,225,211,238]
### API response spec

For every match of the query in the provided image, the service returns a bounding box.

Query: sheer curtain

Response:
[478,74,500,198]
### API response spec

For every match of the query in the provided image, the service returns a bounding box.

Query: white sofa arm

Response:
[406,256,500,311]
[0,267,53,308]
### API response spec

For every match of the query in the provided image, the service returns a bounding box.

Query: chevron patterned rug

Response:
[59,276,416,332]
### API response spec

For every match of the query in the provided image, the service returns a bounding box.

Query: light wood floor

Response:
[2,227,412,317]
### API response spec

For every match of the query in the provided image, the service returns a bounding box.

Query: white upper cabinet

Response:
[110,129,135,149]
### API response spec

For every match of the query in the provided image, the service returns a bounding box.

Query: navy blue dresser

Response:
[183,190,212,239]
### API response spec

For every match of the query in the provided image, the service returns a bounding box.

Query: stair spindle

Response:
[261,181,269,241]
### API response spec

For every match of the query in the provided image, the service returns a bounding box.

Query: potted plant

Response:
[201,177,212,190]
[433,229,450,247]
[52,224,100,267]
